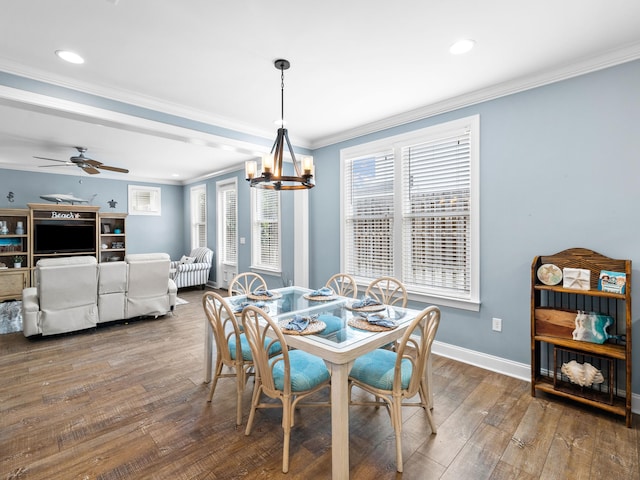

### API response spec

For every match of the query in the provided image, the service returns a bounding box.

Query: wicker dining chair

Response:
[202,291,254,426]
[228,272,268,297]
[325,272,358,298]
[365,276,408,308]
[242,305,331,473]
[348,305,441,472]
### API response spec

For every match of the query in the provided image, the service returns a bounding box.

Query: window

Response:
[128,185,161,216]
[217,180,237,265]
[190,184,207,249]
[251,188,281,272]
[341,115,479,310]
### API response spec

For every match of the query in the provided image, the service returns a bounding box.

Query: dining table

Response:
[203,286,424,479]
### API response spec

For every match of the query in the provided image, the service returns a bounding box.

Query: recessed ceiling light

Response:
[55,50,85,64]
[449,39,475,55]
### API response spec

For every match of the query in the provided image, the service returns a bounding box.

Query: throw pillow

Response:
[180,255,196,264]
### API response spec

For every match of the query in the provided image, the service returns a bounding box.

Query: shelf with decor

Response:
[99,212,127,262]
[531,247,632,427]
[28,203,99,268]
[0,208,30,301]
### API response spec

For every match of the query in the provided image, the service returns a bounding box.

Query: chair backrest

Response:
[242,305,290,397]
[189,247,213,265]
[202,291,243,364]
[325,273,358,298]
[36,256,98,308]
[228,272,267,297]
[365,276,407,307]
[394,306,440,396]
[125,253,171,297]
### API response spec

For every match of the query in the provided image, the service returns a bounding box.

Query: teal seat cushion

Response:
[349,348,412,390]
[271,350,330,392]
[229,333,281,361]
[318,314,342,334]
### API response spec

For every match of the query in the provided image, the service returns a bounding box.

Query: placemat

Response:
[303,293,338,301]
[346,302,386,313]
[247,292,283,301]
[233,304,269,316]
[348,317,397,332]
[279,319,326,335]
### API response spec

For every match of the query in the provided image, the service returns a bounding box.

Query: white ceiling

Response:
[0,0,639,183]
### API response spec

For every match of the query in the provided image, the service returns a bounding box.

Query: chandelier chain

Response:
[280,66,285,125]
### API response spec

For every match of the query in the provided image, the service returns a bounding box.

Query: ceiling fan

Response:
[34,146,129,175]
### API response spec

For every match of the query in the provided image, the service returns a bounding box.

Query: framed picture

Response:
[102,224,111,234]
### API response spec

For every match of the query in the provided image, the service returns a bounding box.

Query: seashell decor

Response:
[560,360,605,387]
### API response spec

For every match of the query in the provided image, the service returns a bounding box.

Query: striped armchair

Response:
[170,247,213,289]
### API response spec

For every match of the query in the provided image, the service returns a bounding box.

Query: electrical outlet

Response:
[492,317,502,332]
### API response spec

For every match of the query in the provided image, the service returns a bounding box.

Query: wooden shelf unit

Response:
[0,208,30,301]
[99,212,127,262]
[530,248,632,427]
[28,203,100,267]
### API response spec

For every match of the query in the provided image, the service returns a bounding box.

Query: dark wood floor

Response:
[1,287,638,479]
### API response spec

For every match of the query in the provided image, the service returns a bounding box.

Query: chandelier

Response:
[245,59,314,190]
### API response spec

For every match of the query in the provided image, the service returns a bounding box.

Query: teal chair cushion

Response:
[229,333,281,361]
[349,348,412,390]
[271,350,330,392]
[318,314,342,334]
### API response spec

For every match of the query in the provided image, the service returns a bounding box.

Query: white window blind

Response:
[191,185,207,249]
[341,115,479,309]
[128,185,161,215]
[221,187,237,264]
[401,130,471,298]
[252,188,280,271]
[344,150,395,278]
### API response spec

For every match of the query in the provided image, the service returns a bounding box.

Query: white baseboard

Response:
[431,340,640,415]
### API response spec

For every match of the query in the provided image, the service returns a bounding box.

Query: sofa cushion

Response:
[98,261,127,294]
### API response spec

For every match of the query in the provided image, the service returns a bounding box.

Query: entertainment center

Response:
[0,204,127,301]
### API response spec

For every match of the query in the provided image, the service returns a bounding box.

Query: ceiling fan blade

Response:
[84,159,102,167]
[39,163,74,168]
[82,166,101,174]
[98,165,129,174]
[33,156,70,163]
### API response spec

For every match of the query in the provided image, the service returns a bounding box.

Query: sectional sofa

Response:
[22,253,177,337]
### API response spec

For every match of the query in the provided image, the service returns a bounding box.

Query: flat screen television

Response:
[34,223,96,254]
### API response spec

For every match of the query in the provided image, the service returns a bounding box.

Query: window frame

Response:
[250,187,282,274]
[190,184,207,250]
[128,185,161,216]
[340,115,480,311]
[216,179,237,267]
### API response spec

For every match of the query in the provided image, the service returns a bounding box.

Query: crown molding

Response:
[1,41,639,154]
[0,59,278,144]
[309,42,640,149]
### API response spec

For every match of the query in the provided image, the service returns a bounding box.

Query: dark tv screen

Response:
[34,224,96,254]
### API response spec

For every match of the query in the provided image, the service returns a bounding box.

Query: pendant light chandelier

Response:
[245,59,314,190]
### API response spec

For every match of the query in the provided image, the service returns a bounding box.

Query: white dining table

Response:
[203,286,422,479]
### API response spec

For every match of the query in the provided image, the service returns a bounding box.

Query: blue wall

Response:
[308,59,640,391]
[1,59,639,395]
[184,167,298,287]
[0,169,185,259]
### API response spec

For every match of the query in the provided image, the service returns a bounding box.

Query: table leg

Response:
[204,318,212,383]
[329,361,352,480]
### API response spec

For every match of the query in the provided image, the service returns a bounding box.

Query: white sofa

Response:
[22,253,177,337]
